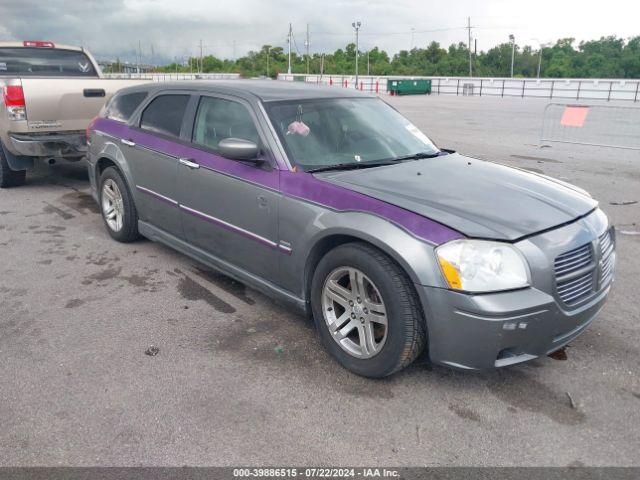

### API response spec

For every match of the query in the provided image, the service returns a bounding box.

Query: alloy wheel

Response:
[321,267,388,359]
[101,179,124,232]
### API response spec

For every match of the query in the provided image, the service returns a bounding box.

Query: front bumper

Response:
[8,131,87,159]
[420,209,614,370]
[420,283,611,370]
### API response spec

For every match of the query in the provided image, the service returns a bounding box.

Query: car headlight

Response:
[436,239,530,293]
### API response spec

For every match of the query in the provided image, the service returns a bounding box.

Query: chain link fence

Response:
[541,103,640,150]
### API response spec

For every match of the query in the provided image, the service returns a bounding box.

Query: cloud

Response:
[1,0,639,64]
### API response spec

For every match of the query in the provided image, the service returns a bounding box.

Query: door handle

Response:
[179,158,200,169]
[84,88,106,98]
[121,139,136,147]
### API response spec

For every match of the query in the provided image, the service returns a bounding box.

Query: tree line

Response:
[151,36,640,79]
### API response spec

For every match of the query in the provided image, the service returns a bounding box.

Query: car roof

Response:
[121,79,374,103]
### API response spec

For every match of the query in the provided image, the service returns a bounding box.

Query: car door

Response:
[177,94,280,280]
[123,93,192,238]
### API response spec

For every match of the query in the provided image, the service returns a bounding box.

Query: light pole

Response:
[352,21,361,88]
[537,47,543,78]
[509,34,515,78]
[537,43,548,79]
[287,23,292,75]
[531,38,546,79]
[266,46,272,78]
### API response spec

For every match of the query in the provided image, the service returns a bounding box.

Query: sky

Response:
[0,0,638,64]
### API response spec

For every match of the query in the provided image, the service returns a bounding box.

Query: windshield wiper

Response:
[385,151,442,162]
[306,161,396,174]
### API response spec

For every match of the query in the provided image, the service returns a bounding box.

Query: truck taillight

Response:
[86,116,99,144]
[2,85,27,121]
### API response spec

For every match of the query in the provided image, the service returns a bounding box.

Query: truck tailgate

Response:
[19,78,149,132]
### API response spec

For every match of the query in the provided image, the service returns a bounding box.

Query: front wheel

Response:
[99,166,140,242]
[311,242,426,378]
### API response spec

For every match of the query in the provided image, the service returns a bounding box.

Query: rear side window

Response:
[140,95,190,138]
[105,91,148,123]
[0,48,98,77]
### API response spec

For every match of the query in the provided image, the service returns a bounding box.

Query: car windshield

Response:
[265,97,439,171]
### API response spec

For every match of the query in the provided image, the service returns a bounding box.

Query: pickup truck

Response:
[0,41,148,187]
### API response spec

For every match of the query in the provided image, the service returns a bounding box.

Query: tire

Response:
[311,242,426,378]
[0,146,26,188]
[99,166,140,242]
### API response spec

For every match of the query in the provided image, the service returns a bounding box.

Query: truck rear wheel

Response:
[0,147,26,188]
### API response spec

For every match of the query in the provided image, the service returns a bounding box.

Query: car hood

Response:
[314,153,598,241]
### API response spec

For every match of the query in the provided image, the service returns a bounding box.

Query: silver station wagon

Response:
[87,81,615,377]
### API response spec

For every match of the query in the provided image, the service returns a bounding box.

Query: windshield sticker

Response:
[287,121,310,137]
[78,61,90,73]
[405,124,435,147]
[0,62,6,71]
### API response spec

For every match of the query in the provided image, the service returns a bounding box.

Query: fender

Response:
[277,192,450,301]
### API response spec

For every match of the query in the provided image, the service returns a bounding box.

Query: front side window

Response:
[140,94,190,138]
[192,96,260,152]
[0,48,98,77]
[265,98,439,171]
[105,91,148,123]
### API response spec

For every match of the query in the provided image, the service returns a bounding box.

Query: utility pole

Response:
[287,23,292,74]
[320,53,324,78]
[367,50,370,75]
[509,34,515,77]
[199,39,203,74]
[305,23,310,74]
[352,21,361,88]
[266,46,272,78]
[537,44,545,78]
[137,39,142,73]
[410,27,415,50]
[467,17,472,77]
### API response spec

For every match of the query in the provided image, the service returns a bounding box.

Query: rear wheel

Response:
[99,166,140,242]
[0,147,26,188]
[311,242,426,378]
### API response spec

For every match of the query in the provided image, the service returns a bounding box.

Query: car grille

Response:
[553,227,616,307]
[554,243,595,305]
[599,229,615,287]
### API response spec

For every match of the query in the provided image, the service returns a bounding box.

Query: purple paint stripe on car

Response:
[95,118,281,190]
[280,171,464,245]
[94,118,462,246]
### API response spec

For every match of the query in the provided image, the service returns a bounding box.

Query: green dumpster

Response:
[293,76,306,82]
[387,79,432,95]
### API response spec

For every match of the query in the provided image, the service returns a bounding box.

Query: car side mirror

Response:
[218,138,260,162]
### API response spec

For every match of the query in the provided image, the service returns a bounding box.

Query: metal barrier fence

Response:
[541,103,640,150]
[104,73,240,81]
[278,74,640,102]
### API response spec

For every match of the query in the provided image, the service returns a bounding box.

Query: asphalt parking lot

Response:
[1,94,638,467]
